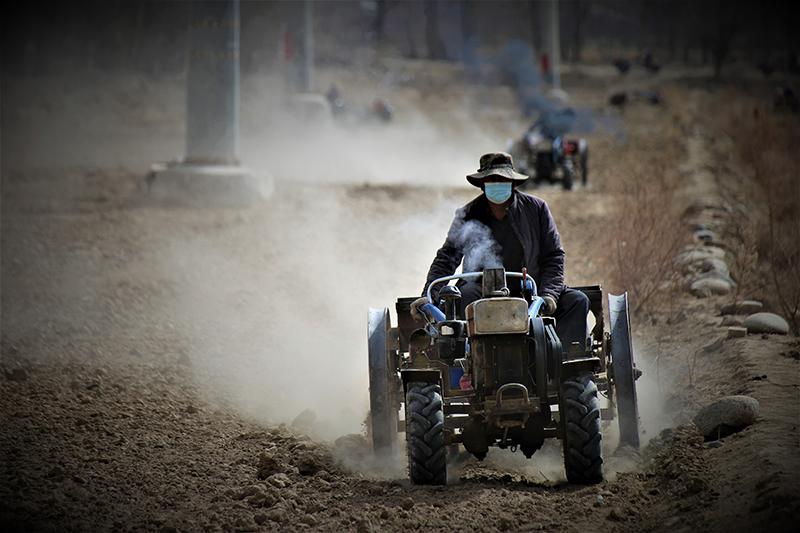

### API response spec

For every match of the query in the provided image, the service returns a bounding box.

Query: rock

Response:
[676,246,726,269]
[401,497,415,510]
[694,229,716,243]
[742,313,789,334]
[727,326,747,338]
[720,300,763,315]
[700,256,729,274]
[693,396,759,440]
[738,301,764,315]
[690,278,731,297]
[696,269,736,286]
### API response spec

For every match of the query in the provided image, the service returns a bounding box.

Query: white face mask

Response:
[484,182,512,204]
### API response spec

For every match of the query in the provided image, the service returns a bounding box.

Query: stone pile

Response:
[678,200,789,337]
[678,201,737,298]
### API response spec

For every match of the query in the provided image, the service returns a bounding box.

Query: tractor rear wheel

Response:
[562,372,603,484]
[368,307,397,455]
[405,381,446,485]
[609,292,641,449]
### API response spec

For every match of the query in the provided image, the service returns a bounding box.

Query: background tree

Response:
[706,0,745,79]
[424,0,447,60]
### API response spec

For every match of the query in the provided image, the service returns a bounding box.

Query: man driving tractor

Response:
[411,152,589,353]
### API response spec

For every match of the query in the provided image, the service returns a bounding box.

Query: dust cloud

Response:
[237,73,502,187]
[148,72,507,444]
[632,340,682,444]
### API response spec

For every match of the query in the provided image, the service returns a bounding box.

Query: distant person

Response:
[643,53,660,73]
[411,152,590,353]
[613,57,632,75]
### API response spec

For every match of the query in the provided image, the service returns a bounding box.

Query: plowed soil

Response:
[2,60,798,533]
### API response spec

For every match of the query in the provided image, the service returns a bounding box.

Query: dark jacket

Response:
[423,190,565,300]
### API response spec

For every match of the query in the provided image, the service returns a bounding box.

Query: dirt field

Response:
[2,58,799,533]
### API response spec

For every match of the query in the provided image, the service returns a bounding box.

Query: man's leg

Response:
[553,289,590,353]
[457,280,483,319]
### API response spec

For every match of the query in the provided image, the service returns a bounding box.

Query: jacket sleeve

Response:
[422,211,466,298]
[536,202,565,300]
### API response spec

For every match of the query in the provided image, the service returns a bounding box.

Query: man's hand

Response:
[542,296,557,316]
[410,297,430,321]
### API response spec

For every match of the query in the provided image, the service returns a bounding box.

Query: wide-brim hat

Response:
[466,152,528,187]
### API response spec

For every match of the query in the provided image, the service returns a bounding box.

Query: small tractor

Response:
[507,117,588,191]
[367,268,640,485]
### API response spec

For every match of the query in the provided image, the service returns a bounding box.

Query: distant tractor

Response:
[508,118,588,191]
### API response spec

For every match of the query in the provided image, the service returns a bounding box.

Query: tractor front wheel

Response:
[405,381,446,485]
[562,372,603,484]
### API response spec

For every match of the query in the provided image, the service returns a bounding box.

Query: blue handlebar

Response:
[421,303,446,322]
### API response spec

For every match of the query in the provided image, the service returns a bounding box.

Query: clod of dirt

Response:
[356,518,377,533]
[257,451,284,479]
[3,368,28,382]
[266,473,292,488]
[295,450,330,476]
[702,336,725,352]
[291,408,317,429]
[693,395,759,440]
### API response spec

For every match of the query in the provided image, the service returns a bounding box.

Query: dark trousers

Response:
[456,282,589,353]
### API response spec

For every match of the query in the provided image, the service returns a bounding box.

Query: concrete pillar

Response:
[185,0,240,165]
[299,0,314,92]
[145,0,273,207]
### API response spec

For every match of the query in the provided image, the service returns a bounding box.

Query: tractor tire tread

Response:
[405,381,447,485]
